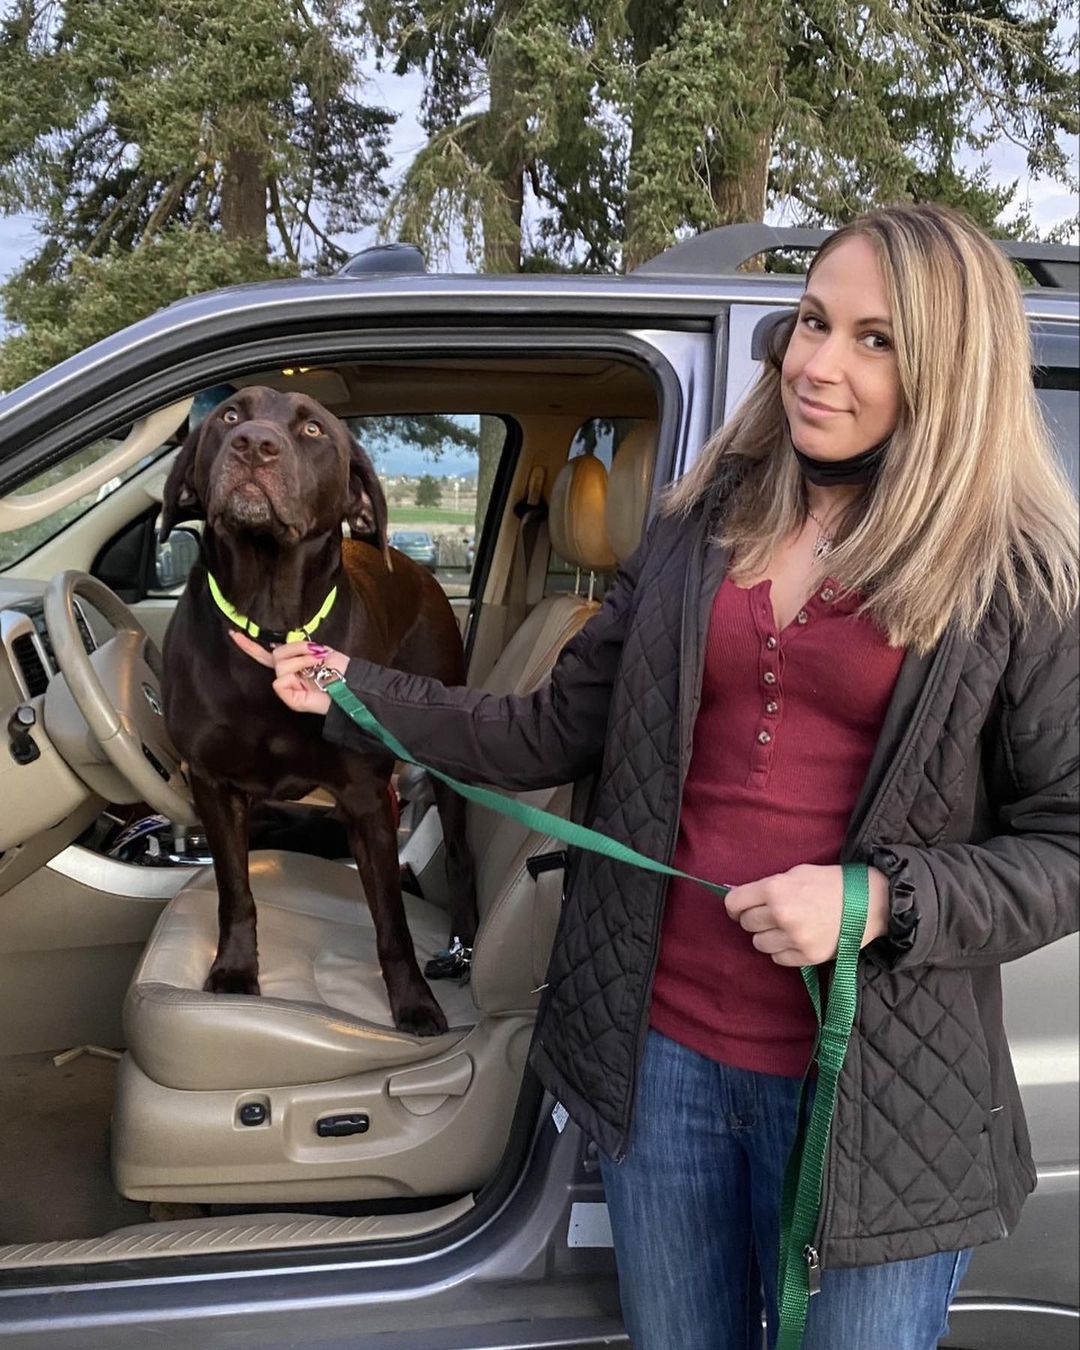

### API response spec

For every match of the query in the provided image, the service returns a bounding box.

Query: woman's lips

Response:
[796,394,848,418]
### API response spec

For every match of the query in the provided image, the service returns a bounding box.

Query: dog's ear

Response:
[346,436,392,566]
[159,427,204,541]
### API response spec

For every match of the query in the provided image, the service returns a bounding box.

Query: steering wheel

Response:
[43,571,197,825]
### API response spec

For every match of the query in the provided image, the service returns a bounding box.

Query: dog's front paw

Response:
[393,988,449,1038]
[203,964,261,996]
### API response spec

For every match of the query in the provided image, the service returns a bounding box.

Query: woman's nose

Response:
[802,335,844,384]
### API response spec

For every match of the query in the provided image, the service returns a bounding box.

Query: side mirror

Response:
[155,527,200,592]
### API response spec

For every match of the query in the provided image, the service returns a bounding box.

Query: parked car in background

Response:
[389,528,439,572]
[0,227,1075,1349]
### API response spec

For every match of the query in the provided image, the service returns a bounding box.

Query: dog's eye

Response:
[302,421,323,438]
[222,408,240,424]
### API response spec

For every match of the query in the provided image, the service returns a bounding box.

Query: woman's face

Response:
[781,234,902,462]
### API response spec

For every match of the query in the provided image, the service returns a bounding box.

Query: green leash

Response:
[321,675,867,1349]
[775,862,868,1349]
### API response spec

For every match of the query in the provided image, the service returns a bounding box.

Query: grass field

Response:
[387,507,475,527]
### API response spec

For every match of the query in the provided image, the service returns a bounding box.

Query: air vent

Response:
[73,605,96,655]
[11,635,48,697]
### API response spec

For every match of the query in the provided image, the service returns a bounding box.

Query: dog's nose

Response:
[230,430,281,462]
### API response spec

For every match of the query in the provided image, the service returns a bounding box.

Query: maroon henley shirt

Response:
[649,572,905,1078]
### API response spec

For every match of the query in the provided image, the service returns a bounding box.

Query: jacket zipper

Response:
[812,624,959,1260]
[619,511,720,1160]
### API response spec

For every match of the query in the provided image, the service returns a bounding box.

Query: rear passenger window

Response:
[1036,376,1079,495]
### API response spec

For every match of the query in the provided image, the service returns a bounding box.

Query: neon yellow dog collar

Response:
[207,571,338,647]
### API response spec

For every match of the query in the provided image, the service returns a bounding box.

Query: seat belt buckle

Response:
[425,935,473,984]
[526,850,568,881]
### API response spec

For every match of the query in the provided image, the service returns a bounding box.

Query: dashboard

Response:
[1,597,99,701]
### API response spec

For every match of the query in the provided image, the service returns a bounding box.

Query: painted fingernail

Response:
[307,642,327,655]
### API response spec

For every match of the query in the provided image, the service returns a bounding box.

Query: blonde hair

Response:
[664,202,1080,652]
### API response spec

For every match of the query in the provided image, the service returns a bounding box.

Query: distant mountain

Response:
[365,442,481,479]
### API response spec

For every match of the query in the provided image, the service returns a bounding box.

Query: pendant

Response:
[813,534,833,560]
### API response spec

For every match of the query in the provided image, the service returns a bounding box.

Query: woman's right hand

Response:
[230,631,348,716]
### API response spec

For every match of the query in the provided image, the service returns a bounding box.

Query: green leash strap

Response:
[322,676,867,1350]
[323,678,733,901]
[776,863,869,1350]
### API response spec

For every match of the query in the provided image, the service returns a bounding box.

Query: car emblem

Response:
[142,683,164,716]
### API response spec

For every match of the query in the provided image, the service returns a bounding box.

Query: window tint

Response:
[348,414,509,599]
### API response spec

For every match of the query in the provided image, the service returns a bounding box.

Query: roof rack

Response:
[633,223,1078,290]
[338,243,426,277]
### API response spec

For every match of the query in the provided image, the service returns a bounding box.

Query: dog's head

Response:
[160,385,389,559]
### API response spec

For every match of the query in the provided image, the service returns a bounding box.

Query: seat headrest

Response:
[548,455,617,572]
[605,420,657,563]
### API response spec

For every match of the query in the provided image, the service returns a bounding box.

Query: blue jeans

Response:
[599,1029,972,1350]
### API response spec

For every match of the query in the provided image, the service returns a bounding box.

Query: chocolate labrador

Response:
[159,385,477,1036]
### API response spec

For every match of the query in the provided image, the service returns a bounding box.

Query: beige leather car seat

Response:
[112,438,654,1205]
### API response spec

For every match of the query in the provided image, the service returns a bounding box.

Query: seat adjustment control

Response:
[238,1102,268,1126]
[316,1112,370,1138]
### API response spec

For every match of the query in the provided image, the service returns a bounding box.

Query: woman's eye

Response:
[303,421,322,438]
[800,314,826,332]
[862,332,893,351]
[222,408,240,424]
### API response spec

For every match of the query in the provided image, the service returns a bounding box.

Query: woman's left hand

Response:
[230,631,348,716]
[724,863,890,967]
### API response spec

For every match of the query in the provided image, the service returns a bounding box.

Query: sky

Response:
[2,53,1077,289]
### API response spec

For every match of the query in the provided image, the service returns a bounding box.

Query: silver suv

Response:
[0,226,1075,1349]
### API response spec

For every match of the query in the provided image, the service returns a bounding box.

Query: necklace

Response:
[805,505,835,561]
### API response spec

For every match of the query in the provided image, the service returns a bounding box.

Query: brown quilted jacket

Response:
[324,493,1079,1269]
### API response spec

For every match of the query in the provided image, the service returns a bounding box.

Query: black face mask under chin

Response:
[789,433,890,487]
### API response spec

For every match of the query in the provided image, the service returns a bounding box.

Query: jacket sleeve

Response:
[322,538,646,791]
[871,607,1079,970]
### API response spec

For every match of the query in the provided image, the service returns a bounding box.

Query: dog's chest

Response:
[190,705,336,794]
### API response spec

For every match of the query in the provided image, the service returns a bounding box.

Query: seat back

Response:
[467,453,615,1013]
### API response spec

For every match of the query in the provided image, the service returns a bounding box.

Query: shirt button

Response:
[766,700,779,714]
[766,635,778,650]
[796,610,808,624]
[763,671,777,685]
[820,587,836,602]
[757,730,772,744]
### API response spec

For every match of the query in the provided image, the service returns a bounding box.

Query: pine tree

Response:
[0,0,395,388]
[371,0,1077,272]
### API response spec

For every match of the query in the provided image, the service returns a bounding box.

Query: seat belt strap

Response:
[507,468,548,634]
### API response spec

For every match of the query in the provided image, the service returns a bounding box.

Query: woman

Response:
[233,203,1079,1349]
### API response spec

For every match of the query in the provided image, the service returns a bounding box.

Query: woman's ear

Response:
[159,427,204,540]
[346,436,392,566]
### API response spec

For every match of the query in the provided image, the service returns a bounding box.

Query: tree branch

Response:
[284,192,347,260]
[268,174,300,263]
[139,168,200,244]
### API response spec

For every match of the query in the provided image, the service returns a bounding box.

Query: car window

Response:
[1036,378,1079,495]
[348,414,509,599]
[0,433,173,571]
